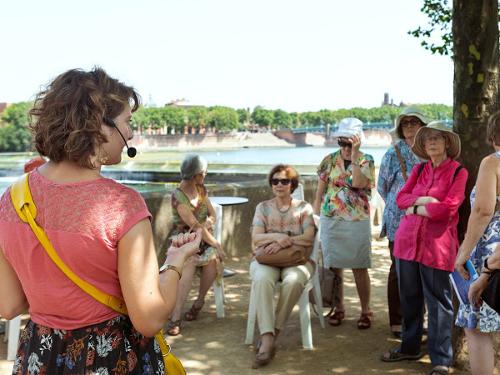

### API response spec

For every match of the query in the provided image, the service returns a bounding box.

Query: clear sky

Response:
[0,0,453,112]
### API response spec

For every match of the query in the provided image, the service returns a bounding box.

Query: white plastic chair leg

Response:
[7,316,21,361]
[214,278,225,318]
[245,283,257,345]
[298,288,313,350]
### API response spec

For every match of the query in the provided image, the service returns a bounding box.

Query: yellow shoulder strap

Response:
[10,174,128,315]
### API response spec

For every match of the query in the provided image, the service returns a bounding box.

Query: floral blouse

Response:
[317,150,375,221]
[252,198,315,236]
[377,140,421,240]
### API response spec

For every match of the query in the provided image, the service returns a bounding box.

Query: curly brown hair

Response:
[29,67,140,169]
[267,164,300,193]
[486,110,500,147]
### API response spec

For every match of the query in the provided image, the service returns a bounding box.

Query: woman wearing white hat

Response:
[381,121,468,375]
[377,107,428,337]
[313,117,375,329]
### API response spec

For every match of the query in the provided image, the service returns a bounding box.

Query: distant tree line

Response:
[0,102,452,152]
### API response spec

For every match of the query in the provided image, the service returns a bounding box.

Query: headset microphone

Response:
[104,118,137,158]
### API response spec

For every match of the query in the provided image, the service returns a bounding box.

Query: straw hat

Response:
[331,117,365,142]
[412,121,461,160]
[393,107,429,139]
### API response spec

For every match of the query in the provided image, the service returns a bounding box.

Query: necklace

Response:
[277,199,292,214]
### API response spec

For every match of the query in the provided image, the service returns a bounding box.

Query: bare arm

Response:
[0,248,29,319]
[290,225,315,246]
[118,220,201,337]
[350,136,370,189]
[177,203,221,249]
[458,157,496,257]
[487,243,500,270]
[252,225,289,248]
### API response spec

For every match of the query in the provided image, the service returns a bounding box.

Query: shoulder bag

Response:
[254,243,309,268]
[10,174,186,375]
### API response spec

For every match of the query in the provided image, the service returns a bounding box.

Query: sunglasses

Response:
[401,118,422,127]
[271,178,291,186]
[337,140,352,148]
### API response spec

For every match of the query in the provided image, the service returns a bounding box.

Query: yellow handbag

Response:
[10,173,186,375]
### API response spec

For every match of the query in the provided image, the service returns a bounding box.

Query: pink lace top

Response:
[0,170,151,329]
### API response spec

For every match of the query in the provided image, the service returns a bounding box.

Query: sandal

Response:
[252,346,276,369]
[428,366,449,375]
[166,320,181,336]
[380,347,424,362]
[184,301,204,321]
[357,312,373,330]
[328,309,345,326]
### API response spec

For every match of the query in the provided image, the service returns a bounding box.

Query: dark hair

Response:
[29,67,140,169]
[486,110,500,146]
[267,164,300,193]
[397,116,425,139]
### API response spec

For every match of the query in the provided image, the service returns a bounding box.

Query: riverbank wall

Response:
[130,130,391,150]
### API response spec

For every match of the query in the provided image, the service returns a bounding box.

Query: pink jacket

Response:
[394,158,468,272]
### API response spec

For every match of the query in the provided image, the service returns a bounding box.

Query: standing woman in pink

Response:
[381,121,468,375]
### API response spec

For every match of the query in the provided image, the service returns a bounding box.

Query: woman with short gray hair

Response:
[166,154,226,336]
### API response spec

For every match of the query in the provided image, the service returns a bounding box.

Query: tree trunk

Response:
[452,0,499,368]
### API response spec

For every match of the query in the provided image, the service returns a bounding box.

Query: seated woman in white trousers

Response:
[250,164,316,369]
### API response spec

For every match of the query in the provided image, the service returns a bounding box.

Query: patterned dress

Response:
[169,185,221,271]
[455,187,500,332]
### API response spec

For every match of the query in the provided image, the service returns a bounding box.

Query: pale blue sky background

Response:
[0,0,453,112]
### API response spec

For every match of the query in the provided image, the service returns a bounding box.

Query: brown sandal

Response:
[184,301,204,321]
[328,309,345,326]
[357,312,373,329]
[166,320,181,336]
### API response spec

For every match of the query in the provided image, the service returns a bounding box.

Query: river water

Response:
[0,146,389,194]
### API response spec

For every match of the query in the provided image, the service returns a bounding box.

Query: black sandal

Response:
[166,319,181,336]
[184,301,204,321]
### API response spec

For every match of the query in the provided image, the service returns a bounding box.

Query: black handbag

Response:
[482,270,500,315]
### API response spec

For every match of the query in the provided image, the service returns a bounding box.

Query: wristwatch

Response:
[413,205,418,214]
[159,264,182,279]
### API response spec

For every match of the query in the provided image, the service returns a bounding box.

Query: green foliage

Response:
[206,106,239,131]
[0,102,33,152]
[408,0,452,56]
[273,109,292,128]
[251,107,275,128]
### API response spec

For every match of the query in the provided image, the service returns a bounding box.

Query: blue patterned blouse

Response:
[377,140,420,241]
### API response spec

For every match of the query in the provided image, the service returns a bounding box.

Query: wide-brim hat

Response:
[412,121,461,160]
[331,117,365,142]
[393,107,429,139]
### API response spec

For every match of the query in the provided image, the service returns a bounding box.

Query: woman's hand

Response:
[468,274,489,308]
[454,247,471,280]
[216,243,226,262]
[263,242,282,254]
[405,206,415,215]
[166,228,203,267]
[203,216,215,231]
[276,235,293,248]
[350,134,361,159]
[415,196,439,205]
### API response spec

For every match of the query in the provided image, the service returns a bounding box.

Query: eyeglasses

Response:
[337,140,352,148]
[401,118,422,128]
[271,178,291,186]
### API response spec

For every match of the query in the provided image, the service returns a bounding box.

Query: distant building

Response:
[165,98,205,109]
[0,102,9,115]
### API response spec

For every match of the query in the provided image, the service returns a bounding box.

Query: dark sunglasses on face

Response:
[271,178,291,186]
[338,140,352,148]
[401,118,422,127]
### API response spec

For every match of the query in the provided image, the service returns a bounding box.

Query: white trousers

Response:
[250,260,313,335]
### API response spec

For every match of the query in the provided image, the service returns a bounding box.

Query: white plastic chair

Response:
[3,316,21,361]
[291,183,305,201]
[245,217,325,350]
[212,202,225,318]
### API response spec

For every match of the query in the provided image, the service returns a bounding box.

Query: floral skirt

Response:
[12,316,165,375]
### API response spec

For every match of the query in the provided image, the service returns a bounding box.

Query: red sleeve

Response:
[425,168,468,220]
